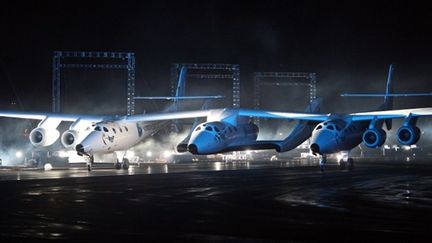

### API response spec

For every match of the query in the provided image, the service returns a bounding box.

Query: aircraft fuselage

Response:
[310,117,369,155]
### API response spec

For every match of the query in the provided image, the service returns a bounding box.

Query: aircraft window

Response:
[95,126,101,131]
[112,128,117,134]
[214,127,220,133]
[323,122,328,125]
[124,126,128,132]
[119,127,123,133]
[205,126,213,132]
[103,127,109,132]
[195,126,201,131]
[328,125,335,130]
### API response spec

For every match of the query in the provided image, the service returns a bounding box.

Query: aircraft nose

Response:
[310,143,320,155]
[188,144,198,154]
[76,144,84,154]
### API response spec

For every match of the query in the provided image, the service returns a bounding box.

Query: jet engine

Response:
[362,128,386,148]
[61,130,79,148]
[29,127,60,147]
[397,125,421,145]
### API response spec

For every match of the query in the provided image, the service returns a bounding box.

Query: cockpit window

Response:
[335,125,341,131]
[124,126,128,132]
[328,125,335,130]
[316,125,323,130]
[195,126,201,131]
[214,127,220,133]
[95,126,101,131]
[103,127,109,132]
[119,127,123,133]
[205,126,213,132]
[112,128,117,134]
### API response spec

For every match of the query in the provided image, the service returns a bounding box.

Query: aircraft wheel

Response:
[319,155,327,172]
[347,158,354,170]
[87,164,92,172]
[122,158,130,170]
[115,162,122,170]
[339,160,346,170]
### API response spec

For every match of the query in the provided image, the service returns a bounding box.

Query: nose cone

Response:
[310,143,320,155]
[77,131,104,154]
[188,144,198,154]
[188,131,221,154]
[310,130,337,154]
[76,144,85,154]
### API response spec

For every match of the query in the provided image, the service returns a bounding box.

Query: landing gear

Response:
[115,160,122,170]
[319,154,327,171]
[338,157,354,171]
[114,158,130,170]
[122,158,130,170]
[347,158,354,170]
[338,159,346,170]
[87,155,94,172]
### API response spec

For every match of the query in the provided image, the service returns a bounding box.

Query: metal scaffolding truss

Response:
[253,72,317,125]
[170,63,241,108]
[52,51,136,115]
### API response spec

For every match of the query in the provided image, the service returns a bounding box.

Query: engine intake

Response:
[29,128,60,147]
[362,128,386,148]
[61,130,78,148]
[397,126,420,145]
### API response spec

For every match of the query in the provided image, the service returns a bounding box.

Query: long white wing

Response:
[0,110,106,122]
[126,110,211,122]
[238,109,330,121]
[350,107,432,121]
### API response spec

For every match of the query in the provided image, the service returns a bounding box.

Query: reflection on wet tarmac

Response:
[1,159,432,242]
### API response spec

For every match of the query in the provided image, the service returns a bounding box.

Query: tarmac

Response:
[0,159,431,242]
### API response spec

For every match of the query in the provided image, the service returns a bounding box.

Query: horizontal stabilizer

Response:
[134,95,224,100]
[341,93,432,97]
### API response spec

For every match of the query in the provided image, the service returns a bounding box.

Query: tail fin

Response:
[175,66,187,98]
[383,64,394,110]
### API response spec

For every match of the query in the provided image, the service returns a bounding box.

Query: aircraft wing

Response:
[349,107,432,121]
[0,110,105,122]
[238,109,329,122]
[126,110,211,122]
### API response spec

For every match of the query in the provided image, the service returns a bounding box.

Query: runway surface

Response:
[1,159,432,242]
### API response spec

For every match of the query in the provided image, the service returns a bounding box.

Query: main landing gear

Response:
[115,158,130,170]
[338,158,354,171]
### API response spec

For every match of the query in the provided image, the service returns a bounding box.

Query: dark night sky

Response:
[1,0,432,114]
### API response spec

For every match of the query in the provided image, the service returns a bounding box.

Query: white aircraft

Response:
[0,67,221,171]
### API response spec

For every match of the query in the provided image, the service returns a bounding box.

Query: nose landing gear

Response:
[319,154,327,172]
[86,155,94,172]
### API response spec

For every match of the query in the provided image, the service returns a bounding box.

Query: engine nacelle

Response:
[397,125,421,145]
[61,130,79,148]
[362,128,387,148]
[29,127,60,147]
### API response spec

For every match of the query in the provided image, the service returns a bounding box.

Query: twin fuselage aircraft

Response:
[1,65,431,171]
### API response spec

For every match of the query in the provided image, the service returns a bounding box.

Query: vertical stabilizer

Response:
[171,66,188,112]
[383,64,394,130]
[383,64,394,110]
